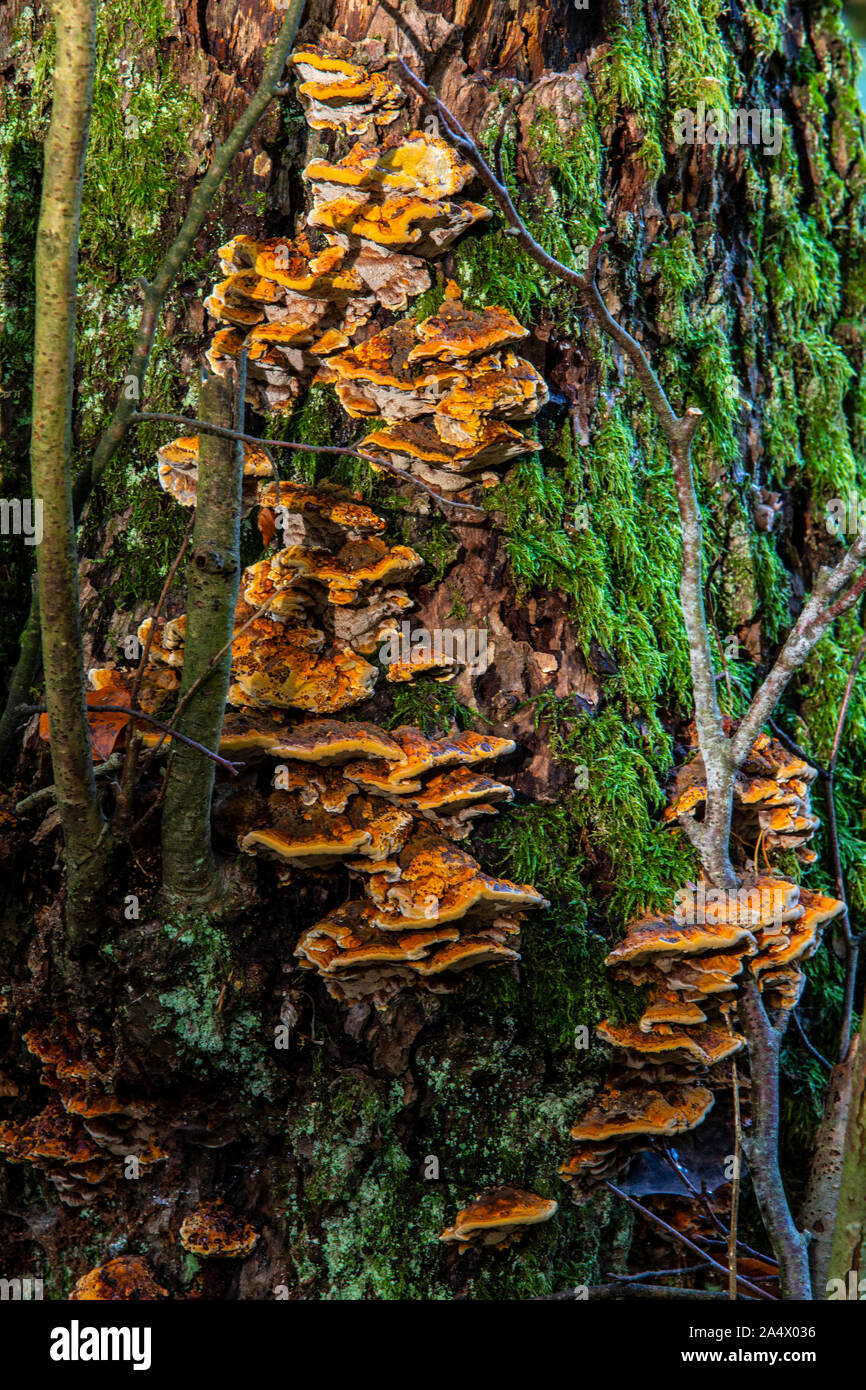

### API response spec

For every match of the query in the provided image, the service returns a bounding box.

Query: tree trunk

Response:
[802,1037,860,1296]
[1,0,865,1302]
[829,1032,866,1292]
[29,0,107,946]
[161,371,243,906]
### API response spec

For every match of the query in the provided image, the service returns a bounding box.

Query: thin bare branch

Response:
[128,411,487,518]
[19,703,241,774]
[604,1182,777,1300]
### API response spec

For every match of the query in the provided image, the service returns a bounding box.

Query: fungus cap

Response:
[179,1201,260,1259]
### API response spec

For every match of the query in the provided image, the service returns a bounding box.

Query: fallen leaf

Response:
[257,506,277,547]
[39,688,132,763]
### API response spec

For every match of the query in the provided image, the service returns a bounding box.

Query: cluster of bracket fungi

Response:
[561,731,845,1199]
[86,34,554,1018]
[664,727,822,864]
[0,1013,267,1278]
[0,1015,167,1208]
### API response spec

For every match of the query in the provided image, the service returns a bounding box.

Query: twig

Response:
[611,1264,708,1282]
[603,1182,776,1300]
[18,704,242,776]
[16,752,128,815]
[659,1141,777,1269]
[537,1283,753,1301]
[128,412,487,518]
[729,1053,743,1300]
[113,509,196,835]
[791,1010,833,1073]
[391,58,735,879]
[828,630,866,770]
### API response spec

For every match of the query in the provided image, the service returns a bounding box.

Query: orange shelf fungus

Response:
[203,715,543,1010]
[440,1187,557,1253]
[0,1018,169,1207]
[157,435,273,514]
[136,480,421,716]
[179,1200,260,1259]
[289,40,405,136]
[134,36,548,1023]
[665,730,821,861]
[70,1256,168,1301]
[292,823,545,1009]
[562,872,845,1200]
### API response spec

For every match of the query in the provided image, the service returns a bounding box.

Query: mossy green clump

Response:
[81,2,202,286]
[385,679,483,736]
[489,700,699,923]
[275,1020,627,1300]
[487,411,691,722]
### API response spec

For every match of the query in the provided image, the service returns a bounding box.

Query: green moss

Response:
[494,700,699,921]
[742,0,789,60]
[595,17,664,176]
[385,680,484,736]
[81,2,202,285]
[488,411,691,720]
[665,0,734,115]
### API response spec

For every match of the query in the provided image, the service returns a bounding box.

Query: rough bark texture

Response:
[1,0,865,1300]
[829,1032,866,1289]
[802,1037,859,1294]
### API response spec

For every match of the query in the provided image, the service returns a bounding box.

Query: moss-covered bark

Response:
[161,371,242,905]
[1,0,865,1300]
[29,0,107,943]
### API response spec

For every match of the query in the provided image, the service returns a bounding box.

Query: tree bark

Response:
[30,0,107,946]
[161,371,243,906]
[801,1039,860,1296]
[828,1033,866,1293]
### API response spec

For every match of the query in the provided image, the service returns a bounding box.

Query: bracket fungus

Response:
[224,725,546,1009]
[134,36,548,1023]
[157,435,273,514]
[139,479,420,716]
[440,1187,558,1253]
[561,874,844,1199]
[0,1017,167,1207]
[333,284,548,493]
[70,1256,168,1301]
[289,39,404,136]
[665,730,821,861]
[179,1200,260,1259]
